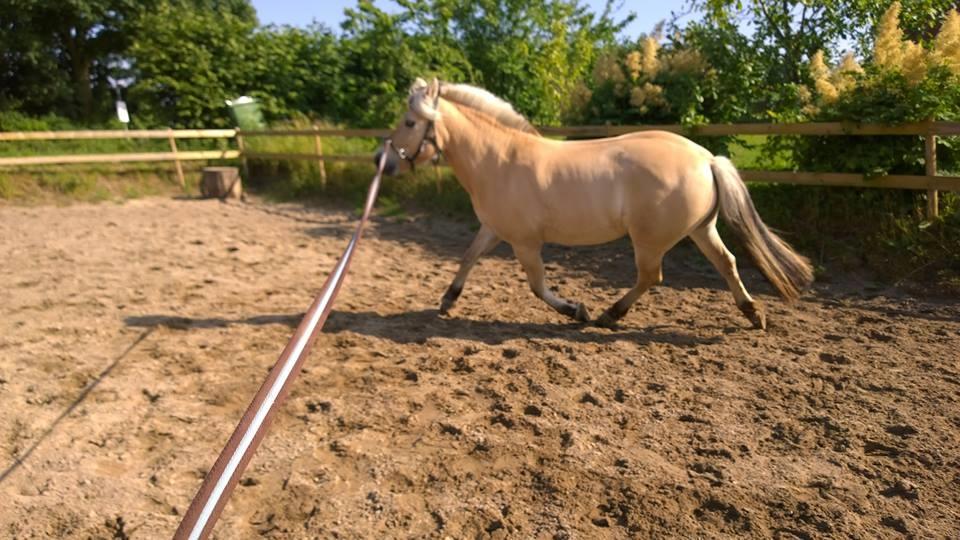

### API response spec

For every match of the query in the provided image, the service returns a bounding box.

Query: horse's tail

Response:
[710,156,813,302]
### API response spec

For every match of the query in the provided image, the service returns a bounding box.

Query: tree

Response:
[334,0,627,127]
[335,2,435,127]
[248,25,342,122]
[692,1,857,85]
[0,0,258,122]
[0,2,72,115]
[845,0,960,47]
[127,2,258,127]
[444,0,626,123]
[0,0,143,120]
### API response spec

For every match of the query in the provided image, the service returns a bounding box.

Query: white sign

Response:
[115,100,130,124]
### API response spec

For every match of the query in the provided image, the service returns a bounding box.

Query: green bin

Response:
[226,96,265,129]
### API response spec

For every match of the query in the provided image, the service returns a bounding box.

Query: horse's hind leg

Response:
[689,219,766,329]
[513,244,590,322]
[595,246,663,328]
[440,224,501,314]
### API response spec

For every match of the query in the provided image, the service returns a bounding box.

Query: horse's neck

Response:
[440,104,519,195]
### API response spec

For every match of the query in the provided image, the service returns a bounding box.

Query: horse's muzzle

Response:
[373,150,397,176]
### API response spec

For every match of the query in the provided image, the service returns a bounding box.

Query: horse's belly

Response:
[541,208,627,246]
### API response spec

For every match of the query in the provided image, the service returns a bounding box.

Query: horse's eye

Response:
[405,119,416,128]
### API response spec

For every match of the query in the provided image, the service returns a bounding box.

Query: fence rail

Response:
[0,150,240,167]
[541,121,960,137]
[0,128,237,141]
[1,122,957,216]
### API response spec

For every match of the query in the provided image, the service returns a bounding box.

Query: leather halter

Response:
[390,90,442,171]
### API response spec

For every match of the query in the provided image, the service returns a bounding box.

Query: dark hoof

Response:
[558,302,591,322]
[440,285,462,316]
[739,301,767,330]
[595,311,619,329]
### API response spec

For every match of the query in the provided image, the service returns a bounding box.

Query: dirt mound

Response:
[1,196,958,538]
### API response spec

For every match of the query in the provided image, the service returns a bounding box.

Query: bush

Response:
[739,3,960,286]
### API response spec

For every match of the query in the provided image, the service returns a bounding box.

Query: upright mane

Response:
[440,83,541,136]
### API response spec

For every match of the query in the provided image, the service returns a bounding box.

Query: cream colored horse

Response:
[375,78,813,329]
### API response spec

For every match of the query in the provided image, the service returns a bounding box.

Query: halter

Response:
[389,90,442,171]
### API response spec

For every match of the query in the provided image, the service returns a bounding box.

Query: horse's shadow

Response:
[125,313,302,330]
[323,308,723,348]
[124,309,724,348]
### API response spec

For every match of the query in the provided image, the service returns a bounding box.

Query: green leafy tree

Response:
[335,0,626,127]
[0,0,144,120]
[0,2,73,116]
[845,0,960,47]
[248,24,342,121]
[127,2,258,127]
[0,0,257,122]
[445,0,626,123]
[680,0,960,119]
[335,1,477,127]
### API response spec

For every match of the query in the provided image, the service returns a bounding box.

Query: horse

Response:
[374,78,813,330]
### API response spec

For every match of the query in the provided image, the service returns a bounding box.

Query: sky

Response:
[249,0,692,40]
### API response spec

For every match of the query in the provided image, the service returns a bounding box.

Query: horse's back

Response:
[523,132,716,246]
[565,131,716,239]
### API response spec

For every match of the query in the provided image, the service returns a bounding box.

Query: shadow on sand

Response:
[323,308,723,348]
[125,313,303,330]
[124,309,723,348]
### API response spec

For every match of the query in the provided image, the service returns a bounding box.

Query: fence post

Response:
[925,123,939,219]
[313,125,327,190]
[168,128,185,188]
[235,128,248,180]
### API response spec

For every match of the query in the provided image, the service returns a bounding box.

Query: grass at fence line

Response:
[0,111,236,204]
[244,117,476,219]
[0,162,212,204]
[0,135,235,157]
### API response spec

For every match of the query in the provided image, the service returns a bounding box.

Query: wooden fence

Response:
[1,121,958,217]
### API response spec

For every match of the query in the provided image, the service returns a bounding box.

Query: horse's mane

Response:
[440,83,541,136]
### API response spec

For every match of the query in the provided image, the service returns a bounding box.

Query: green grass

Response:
[243,117,476,217]
[0,175,13,198]
[0,136,235,158]
[727,135,793,170]
[0,162,210,205]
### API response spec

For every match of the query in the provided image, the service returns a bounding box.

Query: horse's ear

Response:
[428,77,440,99]
[410,77,428,95]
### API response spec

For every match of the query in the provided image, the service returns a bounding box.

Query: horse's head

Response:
[374,77,443,175]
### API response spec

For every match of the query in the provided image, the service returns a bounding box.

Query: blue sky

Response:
[250,0,691,39]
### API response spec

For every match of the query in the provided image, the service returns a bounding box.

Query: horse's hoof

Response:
[740,301,767,330]
[595,311,619,329]
[574,303,591,323]
[439,286,461,316]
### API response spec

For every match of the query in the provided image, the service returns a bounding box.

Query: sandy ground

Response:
[1,195,958,539]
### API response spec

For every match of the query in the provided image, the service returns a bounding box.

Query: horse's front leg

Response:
[513,244,591,323]
[440,224,501,315]
[594,239,665,329]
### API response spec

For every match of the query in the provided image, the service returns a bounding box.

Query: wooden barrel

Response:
[201,166,242,199]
